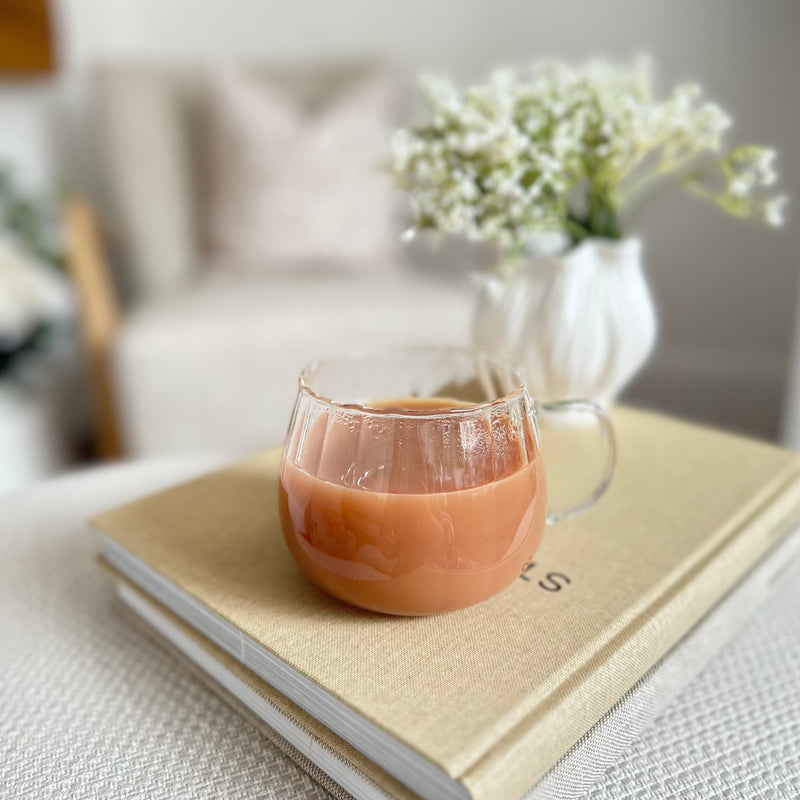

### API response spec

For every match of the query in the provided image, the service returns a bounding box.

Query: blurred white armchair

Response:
[66,62,473,458]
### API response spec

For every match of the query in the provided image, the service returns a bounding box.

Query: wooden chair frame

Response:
[63,195,124,458]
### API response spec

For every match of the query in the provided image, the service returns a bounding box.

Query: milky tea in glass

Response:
[279,349,615,615]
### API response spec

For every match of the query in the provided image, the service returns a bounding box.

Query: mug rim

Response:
[298,345,529,420]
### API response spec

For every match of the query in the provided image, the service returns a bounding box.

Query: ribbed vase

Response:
[472,237,657,405]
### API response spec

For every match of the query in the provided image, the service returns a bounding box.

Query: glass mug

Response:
[279,347,615,615]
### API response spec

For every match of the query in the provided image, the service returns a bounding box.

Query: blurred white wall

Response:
[1,0,798,438]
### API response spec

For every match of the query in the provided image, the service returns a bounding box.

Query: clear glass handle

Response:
[536,400,617,524]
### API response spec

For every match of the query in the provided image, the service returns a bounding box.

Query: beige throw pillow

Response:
[202,68,400,272]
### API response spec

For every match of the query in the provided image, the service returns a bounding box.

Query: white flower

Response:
[729,176,753,198]
[0,237,73,348]
[719,146,781,206]
[419,74,461,116]
[755,148,778,185]
[392,59,786,248]
[764,195,788,227]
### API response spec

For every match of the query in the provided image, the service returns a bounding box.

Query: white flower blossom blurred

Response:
[765,195,789,227]
[392,59,786,251]
[0,237,73,349]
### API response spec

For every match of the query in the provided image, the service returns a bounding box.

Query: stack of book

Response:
[94,408,800,800]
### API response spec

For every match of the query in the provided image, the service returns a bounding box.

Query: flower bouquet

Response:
[392,59,786,402]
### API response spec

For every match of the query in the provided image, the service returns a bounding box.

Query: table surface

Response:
[1,458,799,800]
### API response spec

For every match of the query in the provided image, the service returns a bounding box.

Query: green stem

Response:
[587,186,622,239]
[618,147,703,209]
[564,217,592,242]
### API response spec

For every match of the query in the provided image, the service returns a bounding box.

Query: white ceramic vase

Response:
[472,237,657,406]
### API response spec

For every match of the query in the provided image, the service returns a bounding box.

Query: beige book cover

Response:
[115,577,418,800]
[94,408,800,800]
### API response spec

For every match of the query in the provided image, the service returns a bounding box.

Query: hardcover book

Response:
[94,408,800,800]
[114,527,800,800]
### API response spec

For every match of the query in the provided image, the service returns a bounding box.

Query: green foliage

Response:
[0,166,68,379]
[0,167,65,270]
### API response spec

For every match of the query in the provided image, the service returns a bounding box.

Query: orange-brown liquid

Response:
[279,397,547,615]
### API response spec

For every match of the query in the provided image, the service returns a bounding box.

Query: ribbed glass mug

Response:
[279,347,615,615]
